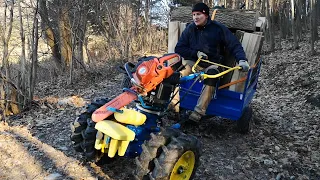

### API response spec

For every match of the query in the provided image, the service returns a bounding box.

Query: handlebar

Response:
[191,56,242,79]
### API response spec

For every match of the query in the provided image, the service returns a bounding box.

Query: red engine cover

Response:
[133,54,181,93]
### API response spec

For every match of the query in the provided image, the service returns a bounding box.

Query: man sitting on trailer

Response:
[171,2,249,123]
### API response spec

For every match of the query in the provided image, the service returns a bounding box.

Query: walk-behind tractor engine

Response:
[71,53,202,180]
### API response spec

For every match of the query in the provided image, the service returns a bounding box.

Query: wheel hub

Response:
[170,151,195,180]
[177,166,184,174]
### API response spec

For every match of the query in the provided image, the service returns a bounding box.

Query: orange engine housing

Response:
[133,53,181,93]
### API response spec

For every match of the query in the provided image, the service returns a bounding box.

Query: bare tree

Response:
[39,0,62,65]
[310,0,316,55]
[296,0,302,40]
[268,0,275,51]
[278,0,282,49]
[18,0,28,108]
[314,0,318,38]
[29,0,39,103]
[291,0,299,49]
[0,1,16,117]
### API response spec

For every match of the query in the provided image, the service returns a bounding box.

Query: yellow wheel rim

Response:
[170,151,195,180]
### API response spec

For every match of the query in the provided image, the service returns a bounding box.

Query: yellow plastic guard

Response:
[95,120,135,157]
[114,108,147,126]
[94,131,103,150]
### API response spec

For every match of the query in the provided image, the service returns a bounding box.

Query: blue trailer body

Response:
[179,58,262,120]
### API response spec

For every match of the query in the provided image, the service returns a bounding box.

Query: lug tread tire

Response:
[151,133,201,179]
[70,98,110,161]
[134,128,181,179]
[134,128,201,180]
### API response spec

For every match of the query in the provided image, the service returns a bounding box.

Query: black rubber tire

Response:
[134,128,201,180]
[237,105,253,134]
[70,98,110,161]
[120,74,132,89]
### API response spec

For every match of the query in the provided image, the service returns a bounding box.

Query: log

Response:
[170,7,259,31]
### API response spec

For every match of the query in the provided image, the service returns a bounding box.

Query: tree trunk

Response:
[29,0,39,104]
[145,0,150,25]
[314,0,319,38]
[39,0,62,64]
[317,0,320,25]
[265,0,271,48]
[253,0,257,9]
[261,0,266,16]
[301,0,307,30]
[270,0,275,51]
[1,1,15,116]
[284,1,290,38]
[59,6,72,70]
[18,0,27,108]
[296,0,302,40]
[278,1,282,49]
[310,0,316,55]
[291,0,299,49]
[232,0,236,9]
[69,44,74,85]
[71,0,89,69]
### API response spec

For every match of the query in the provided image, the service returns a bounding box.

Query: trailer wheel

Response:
[237,105,253,134]
[134,128,201,180]
[70,98,111,161]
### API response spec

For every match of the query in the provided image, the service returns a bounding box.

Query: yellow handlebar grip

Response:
[191,57,242,79]
[202,66,241,79]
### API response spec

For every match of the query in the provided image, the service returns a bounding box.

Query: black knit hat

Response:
[192,3,210,16]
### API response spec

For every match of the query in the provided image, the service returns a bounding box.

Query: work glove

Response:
[239,60,249,72]
[197,51,208,59]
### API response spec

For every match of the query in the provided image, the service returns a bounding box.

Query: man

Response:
[172,2,249,123]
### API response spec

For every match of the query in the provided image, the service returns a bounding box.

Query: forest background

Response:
[0,0,319,179]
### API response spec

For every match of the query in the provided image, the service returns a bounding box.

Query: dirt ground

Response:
[0,38,319,180]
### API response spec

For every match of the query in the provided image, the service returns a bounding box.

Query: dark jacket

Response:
[175,19,246,66]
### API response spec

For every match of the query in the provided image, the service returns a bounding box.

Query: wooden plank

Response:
[229,32,264,92]
[246,34,256,64]
[179,23,187,37]
[232,34,258,92]
[250,35,262,64]
[230,32,251,91]
[168,21,180,53]
[229,31,245,91]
